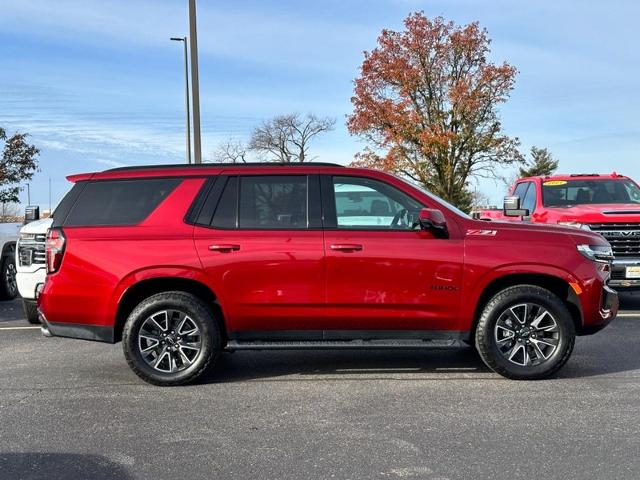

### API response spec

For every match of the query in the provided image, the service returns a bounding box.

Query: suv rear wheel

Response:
[122,291,222,386]
[475,285,575,380]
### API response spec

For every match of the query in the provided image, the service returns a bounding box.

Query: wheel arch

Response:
[114,276,226,343]
[1,241,15,258]
[470,273,582,343]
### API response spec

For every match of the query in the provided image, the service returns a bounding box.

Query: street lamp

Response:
[170,36,192,164]
[188,0,202,164]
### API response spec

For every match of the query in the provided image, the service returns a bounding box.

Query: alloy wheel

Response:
[138,310,202,373]
[494,303,560,367]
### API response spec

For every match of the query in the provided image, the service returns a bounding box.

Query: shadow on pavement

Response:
[202,346,494,383]
[199,314,640,383]
[0,453,134,480]
[619,291,640,310]
[0,298,25,323]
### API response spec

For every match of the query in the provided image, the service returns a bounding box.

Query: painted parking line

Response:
[0,326,40,331]
[618,313,640,317]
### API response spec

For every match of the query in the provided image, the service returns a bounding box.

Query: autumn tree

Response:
[249,113,335,163]
[519,146,558,177]
[0,127,39,204]
[348,12,523,211]
[213,139,249,163]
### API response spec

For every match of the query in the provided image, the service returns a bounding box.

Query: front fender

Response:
[461,262,580,328]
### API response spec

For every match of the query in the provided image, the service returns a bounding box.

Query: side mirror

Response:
[418,208,448,238]
[24,205,40,224]
[503,196,529,217]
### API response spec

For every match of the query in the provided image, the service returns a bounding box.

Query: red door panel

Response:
[323,230,464,331]
[194,229,325,333]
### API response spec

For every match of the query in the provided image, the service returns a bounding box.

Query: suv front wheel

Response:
[122,291,222,386]
[475,285,576,380]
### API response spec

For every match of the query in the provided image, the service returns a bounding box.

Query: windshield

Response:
[542,179,640,207]
[410,183,471,218]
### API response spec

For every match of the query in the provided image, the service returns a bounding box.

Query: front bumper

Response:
[579,285,618,335]
[609,259,640,289]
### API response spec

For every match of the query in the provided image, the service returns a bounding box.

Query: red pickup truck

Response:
[477,173,640,289]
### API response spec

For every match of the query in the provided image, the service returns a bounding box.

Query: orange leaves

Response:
[347,11,521,211]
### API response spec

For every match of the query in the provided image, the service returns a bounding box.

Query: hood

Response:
[20,218,53,234]
[546,203,640,222]
[468,218,607,246]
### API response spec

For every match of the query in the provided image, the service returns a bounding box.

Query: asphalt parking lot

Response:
[1,295,639,480]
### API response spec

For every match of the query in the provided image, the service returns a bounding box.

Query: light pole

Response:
[170,36,192,164]
[188,0,202,163]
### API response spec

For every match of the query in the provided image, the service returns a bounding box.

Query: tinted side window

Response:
[512,182,529,200]
[211,177,238,228]
[239,176,308,229]
[63,178,181,226]
[521,182,537,213]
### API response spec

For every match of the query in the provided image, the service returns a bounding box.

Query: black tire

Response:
[475,285,575,380]
[122,291,223,386]
[23,299,40,324]
[0,253,18,301]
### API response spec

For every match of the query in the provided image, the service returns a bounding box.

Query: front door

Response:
[193,174,325,337]
[321,175,464,335]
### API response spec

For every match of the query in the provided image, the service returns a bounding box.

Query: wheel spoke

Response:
[509,305,527,324]
[180,342,200,352]
[532,337,558,348]
[508,343,526,365]
[154,347,169,368]
[177,346,193,366]
[150,311,169,332]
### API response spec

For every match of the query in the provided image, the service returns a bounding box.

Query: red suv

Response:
[38,163,618,385]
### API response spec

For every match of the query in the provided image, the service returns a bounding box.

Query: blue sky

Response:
[2,0,640,207]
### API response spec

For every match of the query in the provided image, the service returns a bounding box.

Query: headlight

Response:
[558,221,591,230]
[577,244,614,263]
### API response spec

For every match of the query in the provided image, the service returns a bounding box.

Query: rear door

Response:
[193,174,326,338]
[321,174,464,335]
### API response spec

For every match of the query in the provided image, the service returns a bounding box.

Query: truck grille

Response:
[18,234,47,266]
[587,223,640,258]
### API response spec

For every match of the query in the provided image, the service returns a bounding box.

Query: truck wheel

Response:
[23,299,40,324]
[122,291,223,386]
[475,285,575,380]
[0,254,18,301]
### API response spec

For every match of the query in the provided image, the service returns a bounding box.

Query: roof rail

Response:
[105,162,345,172]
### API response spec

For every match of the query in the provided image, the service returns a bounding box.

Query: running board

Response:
[225,339,462,351]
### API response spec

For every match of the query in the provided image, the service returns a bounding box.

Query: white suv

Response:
[16,218,52,323]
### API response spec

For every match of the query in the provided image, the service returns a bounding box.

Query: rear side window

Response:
[239,176,308,229]
[63,178,181,226]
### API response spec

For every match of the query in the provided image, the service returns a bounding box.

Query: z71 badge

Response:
[466,229,497,236]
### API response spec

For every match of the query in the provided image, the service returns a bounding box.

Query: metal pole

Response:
[27,183,30,205]
[49,178,52,213]
[188,0,202,163]
[171,37,192,164]
[183,38,192,164]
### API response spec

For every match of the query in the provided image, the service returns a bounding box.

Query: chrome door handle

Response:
[330,244,363,252]
[208,244,240,252]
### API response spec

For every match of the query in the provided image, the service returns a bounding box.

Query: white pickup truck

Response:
[16,217,52,323]
[0,222,21,302]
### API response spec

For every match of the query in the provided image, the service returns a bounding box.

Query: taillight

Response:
[46,228,66,274]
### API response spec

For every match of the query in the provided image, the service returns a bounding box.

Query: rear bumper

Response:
[38,310,114,343]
